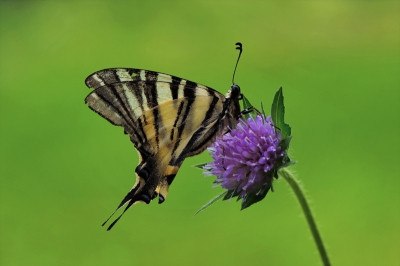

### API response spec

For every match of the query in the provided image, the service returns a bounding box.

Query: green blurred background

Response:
[1,1,399,265]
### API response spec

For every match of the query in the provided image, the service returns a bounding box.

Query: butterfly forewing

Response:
[85,68,241,230]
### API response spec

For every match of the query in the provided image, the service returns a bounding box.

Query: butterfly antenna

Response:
[232,42,243,84]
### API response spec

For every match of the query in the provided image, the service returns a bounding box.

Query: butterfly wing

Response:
[85,68,233,229]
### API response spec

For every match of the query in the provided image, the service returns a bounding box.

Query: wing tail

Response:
[101,177,149,230]
[101,186,137,227]
[105,198,137,231]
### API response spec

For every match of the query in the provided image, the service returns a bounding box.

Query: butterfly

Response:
[84,44,245,230]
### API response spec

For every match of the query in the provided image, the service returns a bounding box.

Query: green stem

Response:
[279,168,331,266]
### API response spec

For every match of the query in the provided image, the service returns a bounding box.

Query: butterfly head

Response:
[228,84,243,100]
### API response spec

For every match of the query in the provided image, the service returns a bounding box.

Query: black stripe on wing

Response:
[171,91,221,166]
[85,91,145,145]
[143,81,161,150]
[85,69,135,89]
[170,82,197,155]
[85,86,147,146]
[86,68,183,89]
[85,68,219,94]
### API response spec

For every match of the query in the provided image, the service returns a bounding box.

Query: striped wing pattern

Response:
[85,68,240,230]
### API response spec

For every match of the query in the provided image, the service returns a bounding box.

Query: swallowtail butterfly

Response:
[85,43,245,230]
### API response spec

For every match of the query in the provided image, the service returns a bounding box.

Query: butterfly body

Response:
[85,68,242,229]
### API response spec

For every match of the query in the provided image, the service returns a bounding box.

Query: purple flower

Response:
[204,115,287,208]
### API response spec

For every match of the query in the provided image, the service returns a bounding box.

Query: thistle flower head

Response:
[204,115,290,209]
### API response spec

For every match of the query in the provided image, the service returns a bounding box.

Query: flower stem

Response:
[279,168,331,266]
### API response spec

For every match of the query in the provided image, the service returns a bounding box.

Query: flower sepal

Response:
[223,189,240,200]
[240,181,273,210]
[192,162,208,169]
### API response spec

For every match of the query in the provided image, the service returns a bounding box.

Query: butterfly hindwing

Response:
[85,68,241,230]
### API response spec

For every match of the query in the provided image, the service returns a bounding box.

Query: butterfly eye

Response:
[231,84,240,91]
[230,84,241,99]
[238,93,243,100]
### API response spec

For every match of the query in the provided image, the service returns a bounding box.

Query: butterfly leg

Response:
[241,106,254,115]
